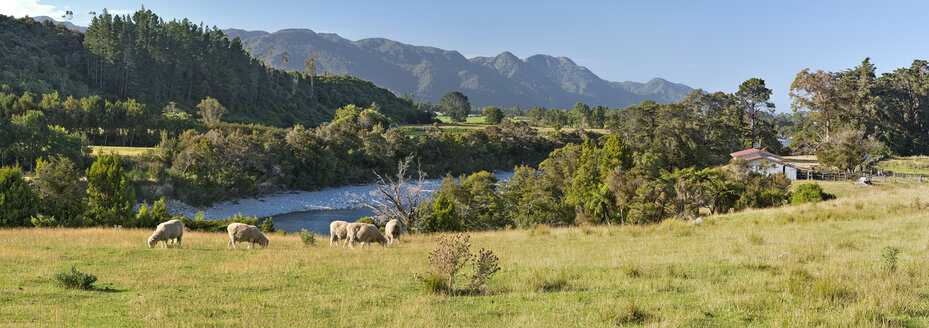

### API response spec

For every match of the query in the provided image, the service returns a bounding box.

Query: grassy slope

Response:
[873,156,929,175]
[2,181,928,327]
[92,146,156,158]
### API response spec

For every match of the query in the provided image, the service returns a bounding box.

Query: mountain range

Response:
[32,16,87,32]
[24,16,695,109]
[224,28,694,109]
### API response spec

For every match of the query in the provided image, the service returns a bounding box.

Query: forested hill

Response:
[225,28,694,109]
[0,12,430,127]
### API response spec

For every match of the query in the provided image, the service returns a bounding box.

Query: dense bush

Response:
[791,183,833,205]
[0,166,39,226]
[299,229,316,246]
[54,266,97,290]
[33,156,86,227]
[135,198,171,228]
[356,216,376,225]
[84,154,135,227]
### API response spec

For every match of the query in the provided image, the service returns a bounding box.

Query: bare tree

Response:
[356,156,428,230]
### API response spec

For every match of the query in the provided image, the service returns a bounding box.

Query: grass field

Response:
[2,181,928,326]
[91,146,156,157]
[873,156,929,175]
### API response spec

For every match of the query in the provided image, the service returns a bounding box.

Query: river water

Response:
[175,171,515,234]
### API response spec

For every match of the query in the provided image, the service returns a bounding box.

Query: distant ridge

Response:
[224,28,694,109]
[32,16,86,32]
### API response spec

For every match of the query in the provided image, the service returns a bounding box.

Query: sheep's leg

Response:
[228,238,236,249]
[248,242,252,250]
[161,240,167,248]
[177,236,182,248]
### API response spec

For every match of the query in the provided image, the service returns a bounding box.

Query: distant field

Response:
[2,180,928,326]
[872,156,929,175]
[435,115,487,124]
[92,146,155,157]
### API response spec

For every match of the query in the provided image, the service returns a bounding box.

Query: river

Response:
[171,171,515,234]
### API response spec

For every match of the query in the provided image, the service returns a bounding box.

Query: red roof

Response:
[730,148,781,160]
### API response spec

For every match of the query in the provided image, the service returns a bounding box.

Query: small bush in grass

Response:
[299,229,316,246]
[791,183,834,205]
[356,216,375,225]
[54,266,97,290]
[882,246,900,272]
[414,234,500,295]
[748,231,765,245]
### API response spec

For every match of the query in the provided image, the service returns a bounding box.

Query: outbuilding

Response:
[730,148,807,180]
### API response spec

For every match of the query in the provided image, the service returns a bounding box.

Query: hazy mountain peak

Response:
[223,28,693,108]
[31,15,86,32]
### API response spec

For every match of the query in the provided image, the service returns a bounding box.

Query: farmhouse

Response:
[730,148,806,180]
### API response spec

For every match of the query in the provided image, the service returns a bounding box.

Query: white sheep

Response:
[329,220,349,246]
[346,222,387,249]
[384,219,404,245]
[226,223,269,249]
[148,219,184,248]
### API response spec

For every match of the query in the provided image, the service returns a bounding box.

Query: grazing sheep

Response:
[329,220,349,246]
[385,219,404,245]
[227,223,269,249]
[148,219,184,248]
[346,223,387,249]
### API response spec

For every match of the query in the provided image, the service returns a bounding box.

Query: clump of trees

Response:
[416,137,793,232]
[790,58,929,169]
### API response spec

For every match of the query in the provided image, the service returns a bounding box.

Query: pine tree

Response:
[85,154,135,227]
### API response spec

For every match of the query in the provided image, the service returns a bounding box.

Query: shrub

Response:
[0,166,39,227]
[882,246,900,272]
[54,266,97,290]
[31,214,57,227]
[299,229,316,246]
[414,234,500,295]
[33,156,86,225]
[791,183,833,205]
[85,154,135,227]
[260,217,275,232]
[356,216,375,225]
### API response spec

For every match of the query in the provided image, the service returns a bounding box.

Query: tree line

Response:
[0,12,433,130]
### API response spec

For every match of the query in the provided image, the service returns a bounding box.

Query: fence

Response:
[796,169,925,183]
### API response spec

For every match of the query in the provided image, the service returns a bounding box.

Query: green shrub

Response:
[54,266,97,290]
[31,214,57,227]
[791,183,834,205]
[260,217,275,232]
[0,166,39,227]
[356,216,375,225]
[882,246,900,272]
[298,229,316,246]
[84,154,135,227]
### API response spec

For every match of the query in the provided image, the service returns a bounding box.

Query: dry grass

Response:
[92,146,155,158]
[2,181,929,326]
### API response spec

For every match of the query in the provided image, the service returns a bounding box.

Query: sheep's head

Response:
[147,236,157,248]
[258,236,270,248]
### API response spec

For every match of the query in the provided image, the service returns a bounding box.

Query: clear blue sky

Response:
[4,0,929,111]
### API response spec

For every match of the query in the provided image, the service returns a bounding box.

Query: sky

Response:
[3,0,929,111]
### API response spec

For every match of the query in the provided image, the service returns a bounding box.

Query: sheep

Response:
[148,219,184,248]
[346,222,387,249]
[329,220,349,246]
[384,219,404,245]
[226,223,269,249]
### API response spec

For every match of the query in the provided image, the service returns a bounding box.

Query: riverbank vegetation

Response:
[2,181,927,326]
